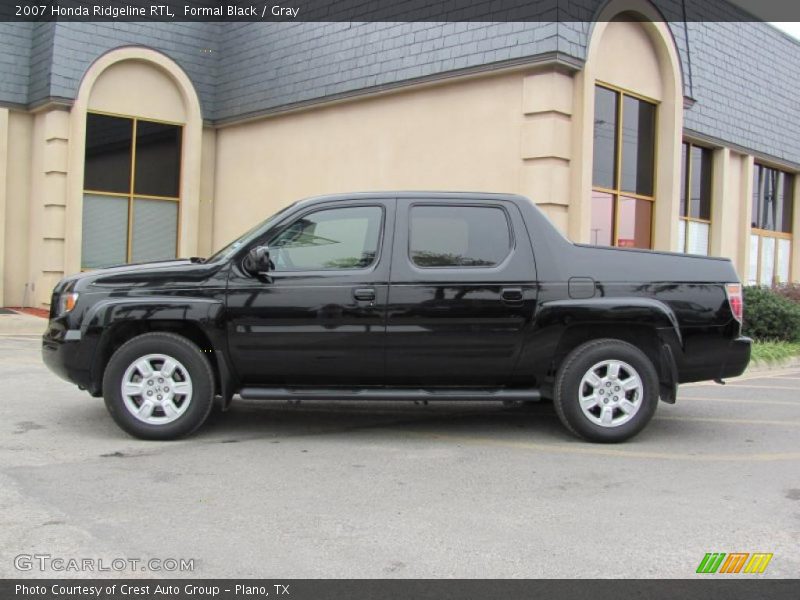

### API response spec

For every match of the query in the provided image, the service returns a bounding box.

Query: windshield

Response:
[205,203,297,263]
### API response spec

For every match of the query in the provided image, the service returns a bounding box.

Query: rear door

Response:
[385,198,537,386]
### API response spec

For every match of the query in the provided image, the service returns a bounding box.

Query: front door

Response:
[226,201,393,386]
[385,199,537,386]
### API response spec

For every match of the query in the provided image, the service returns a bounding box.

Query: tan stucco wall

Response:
[593,20,663,101]
[212,72,528,249]
[24,108,71,307]
[738,155,755,281]
[2,110,32,306]
[790,169,800,282]
[197,126,216,257]
[2,19,799,302]
[709,149,746,275]
[519,68,575,235]
[0,108,7,306]
[87,60,187,123]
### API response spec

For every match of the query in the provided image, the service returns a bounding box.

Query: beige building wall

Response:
[23,108,71,308]
[213,71,530,249]
[793,176,800,282]
[0,108,7,306]
[3,48,208,307]
[3,17,800,306]
[709,146,730,261]
[197,127,217,257]
[519,68,575,233]
[2,110,33,307]
[709,150,749,276]
[738,155,755,282]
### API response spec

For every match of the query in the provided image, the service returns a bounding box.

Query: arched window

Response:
[66,47,202,276]
[580,6,683,252]
[590,83,656,247]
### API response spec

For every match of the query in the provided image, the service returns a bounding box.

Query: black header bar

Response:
[3,579,800,600]
[3,0,800,22]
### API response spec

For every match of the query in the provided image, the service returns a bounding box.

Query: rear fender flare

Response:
[535,297,681,402]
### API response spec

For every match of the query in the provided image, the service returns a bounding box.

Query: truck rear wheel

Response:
[553,339,659,443]
[102,332,215,440]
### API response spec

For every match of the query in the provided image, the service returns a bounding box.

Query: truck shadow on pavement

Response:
[196,398,574,443]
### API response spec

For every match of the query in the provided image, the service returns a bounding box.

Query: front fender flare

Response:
[80,297,234,400]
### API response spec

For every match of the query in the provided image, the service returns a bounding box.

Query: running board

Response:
[239,387,540,402]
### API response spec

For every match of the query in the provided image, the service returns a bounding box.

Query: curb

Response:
[0,309,47,336]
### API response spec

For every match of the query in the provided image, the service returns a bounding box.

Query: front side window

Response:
[749,165,794,285]
[590,84,656,248]
[678,142,713,255]
[81,113,182,269]
[269,206,382,271]
[409,205,511,268]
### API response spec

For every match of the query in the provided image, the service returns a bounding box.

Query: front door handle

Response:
[353,288,376,302]
[501,287,524,303]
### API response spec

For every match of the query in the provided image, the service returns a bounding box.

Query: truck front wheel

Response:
[553,339,659,443]
[102,332,215,440]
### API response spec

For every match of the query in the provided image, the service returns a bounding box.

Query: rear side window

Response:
[409,205,512,268]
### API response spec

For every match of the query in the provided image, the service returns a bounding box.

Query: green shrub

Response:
[751,340,800,364]
[742,286,800,342]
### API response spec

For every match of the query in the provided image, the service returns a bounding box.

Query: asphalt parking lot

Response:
[0,334,798,579]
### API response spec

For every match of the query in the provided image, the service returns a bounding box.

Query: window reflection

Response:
[617,196,652,249]
[590,192,614,247]
[591,85,657,249]
[620,96,655,196]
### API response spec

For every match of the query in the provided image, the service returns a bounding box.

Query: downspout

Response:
[681,0,695,100]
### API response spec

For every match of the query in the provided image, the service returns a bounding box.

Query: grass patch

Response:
[751,340,800,364]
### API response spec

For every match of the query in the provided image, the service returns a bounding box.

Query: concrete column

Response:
[197,127,217,257]
[2,111,32,307]
[0,108,8,306]
[738,155,754,283]
[709,146,730,258]
[518,68,574,235]
[791,175,800,283]
[650,91,683,253]
[27,108,70,308]
[570,69,592,244]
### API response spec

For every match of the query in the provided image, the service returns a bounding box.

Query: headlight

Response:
[57,292,79,316]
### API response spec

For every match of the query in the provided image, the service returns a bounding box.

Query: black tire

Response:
[553,339,659,443]
[102,332,215,440]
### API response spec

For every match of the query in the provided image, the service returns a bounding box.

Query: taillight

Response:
[726,283,743,322]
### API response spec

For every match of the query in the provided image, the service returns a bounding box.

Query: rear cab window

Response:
[409,205,512,268]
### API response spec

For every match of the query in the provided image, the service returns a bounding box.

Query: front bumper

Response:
[41,322,96,393]
[719,336,752,379]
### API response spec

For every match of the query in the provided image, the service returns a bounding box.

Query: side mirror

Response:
[243,245,274,276]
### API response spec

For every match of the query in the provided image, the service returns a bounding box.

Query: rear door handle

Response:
[501,287,524,303]
[353,288,376,302]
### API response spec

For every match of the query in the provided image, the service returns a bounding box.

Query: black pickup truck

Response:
[42,192,750,442]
